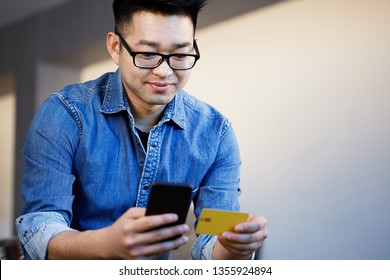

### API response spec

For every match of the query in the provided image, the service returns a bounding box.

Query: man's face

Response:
[115,11,195,111]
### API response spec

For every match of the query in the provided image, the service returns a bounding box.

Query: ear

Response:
[107,32,121,66]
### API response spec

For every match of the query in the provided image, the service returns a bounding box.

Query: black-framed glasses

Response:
[116,33,200,70]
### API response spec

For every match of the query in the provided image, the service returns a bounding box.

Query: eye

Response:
[172,54,188,61]
[139,53,158,60]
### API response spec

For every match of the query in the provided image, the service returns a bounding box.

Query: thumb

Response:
[123,207,146,219]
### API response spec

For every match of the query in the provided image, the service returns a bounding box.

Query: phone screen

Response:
[145,182,193,227]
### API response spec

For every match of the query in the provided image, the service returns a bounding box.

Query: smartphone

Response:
[145,182,193,230]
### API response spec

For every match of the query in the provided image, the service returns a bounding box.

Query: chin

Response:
[150,92,177,103]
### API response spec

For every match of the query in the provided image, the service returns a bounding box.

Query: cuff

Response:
[15,212,74,260]
[200,236,218,260]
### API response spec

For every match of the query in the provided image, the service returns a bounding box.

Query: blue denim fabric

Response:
[15,69,242,260]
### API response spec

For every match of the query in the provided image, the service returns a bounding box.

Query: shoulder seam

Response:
[55,93,83,140]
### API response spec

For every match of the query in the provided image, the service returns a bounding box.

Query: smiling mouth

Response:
[152,82,170,87]
[148,82,174,92]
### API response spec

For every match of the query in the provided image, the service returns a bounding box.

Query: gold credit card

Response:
[195,208,249,235]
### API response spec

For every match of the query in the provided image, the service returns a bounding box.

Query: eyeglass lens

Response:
[134,54,196,69]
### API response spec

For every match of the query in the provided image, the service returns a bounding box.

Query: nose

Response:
[151,59,173,77]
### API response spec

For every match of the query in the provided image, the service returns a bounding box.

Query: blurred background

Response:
[0,0,389,259]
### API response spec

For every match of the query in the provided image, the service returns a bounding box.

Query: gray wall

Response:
[185,0,390,260]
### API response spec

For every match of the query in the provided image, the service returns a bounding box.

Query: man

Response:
[16,0,268,260]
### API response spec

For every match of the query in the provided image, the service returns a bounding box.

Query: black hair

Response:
[113,0,208,35]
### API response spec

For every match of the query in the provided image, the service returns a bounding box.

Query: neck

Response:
[132,104,166,132]
[123,83,168,132]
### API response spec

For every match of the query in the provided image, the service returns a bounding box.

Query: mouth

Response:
[147,82,174,93]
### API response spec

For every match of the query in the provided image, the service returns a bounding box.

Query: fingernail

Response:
[169,214,178,221]
[182,224,189,231]
[180,236,189,244]
[222,232,231,239]
[235,225,244,231]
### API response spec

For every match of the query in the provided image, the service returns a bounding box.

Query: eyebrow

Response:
[137,39,192,51]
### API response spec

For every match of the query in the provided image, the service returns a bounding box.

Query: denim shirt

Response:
[15,69,242,260]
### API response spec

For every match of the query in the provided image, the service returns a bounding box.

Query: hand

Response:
[215,214,268,259]
[104,207,190,259]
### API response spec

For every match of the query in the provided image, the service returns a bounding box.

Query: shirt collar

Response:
[161,92,186,130]
[100,69,186,129]
[100,69,129,114]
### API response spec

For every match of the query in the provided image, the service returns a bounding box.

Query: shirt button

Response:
[18,218,24,223]
[143,184,150,190]
[151,141,157,147]
[23,231,28,237]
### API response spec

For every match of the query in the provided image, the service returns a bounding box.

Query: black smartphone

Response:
[145,182,193,231]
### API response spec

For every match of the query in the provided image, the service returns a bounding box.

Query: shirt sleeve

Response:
[191,234,218,260]
[21,94,79,221]
[15,211,75,260]
[191,120,242,259]
[18,95,80,259]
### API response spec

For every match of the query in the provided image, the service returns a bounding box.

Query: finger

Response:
[234,222,261,233]
[218,237,261,257]
[126,235,189,259]
[221,227,268,244]
[221,231,256,243]
[132,213,179,232]
[235,214,268,233]
[139,223,190,244]
[217,228,267,257]
[123,207,147,219]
